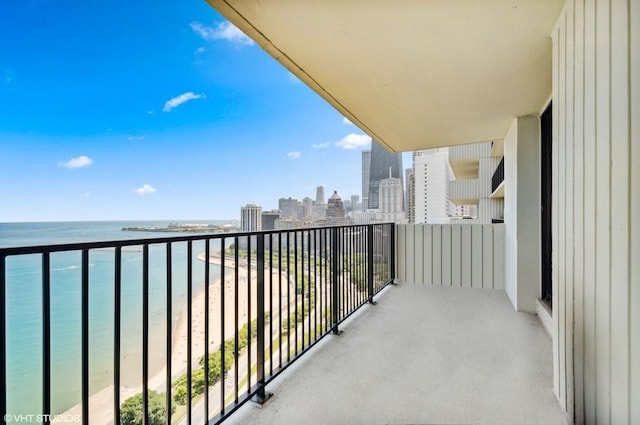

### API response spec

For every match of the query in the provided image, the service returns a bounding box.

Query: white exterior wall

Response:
[503,116,541,314]
[414,151,452,224]
[552,0,639,423]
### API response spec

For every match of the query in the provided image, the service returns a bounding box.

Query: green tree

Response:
[120,390,172,425]
[172,369,206,405]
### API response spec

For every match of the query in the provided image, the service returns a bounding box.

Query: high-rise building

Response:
[361,150,371,209]
[312,204,327,222]
[326,191,346,225]
[407,170,415,223]
[379,174,405,223]
[261,210,280,230]
[368,140,403,210]
[413,149,453,224]
[302,197,313,219]
[278,197,299,219]
[241,204,262,231]
[350,195,360,212]
[315,186,325,205]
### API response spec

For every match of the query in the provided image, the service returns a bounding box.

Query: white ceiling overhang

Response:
[206,0,564,153]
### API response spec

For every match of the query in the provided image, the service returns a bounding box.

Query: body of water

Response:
[0,221,232,415]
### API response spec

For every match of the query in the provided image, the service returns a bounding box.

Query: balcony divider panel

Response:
[422,225,433,285]
[396,225,411,282]
[451,225,462,287]
[413,224,423,284]
[432,226,442,286]
[461,226,472,286]
[482,225,494,289]
[406,225,415,284]
[442,226,452,286]
[471,226,483,288]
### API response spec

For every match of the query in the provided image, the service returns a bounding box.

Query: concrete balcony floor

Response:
[227,284,568,425]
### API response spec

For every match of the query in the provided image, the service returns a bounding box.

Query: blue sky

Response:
[0,0,398,222]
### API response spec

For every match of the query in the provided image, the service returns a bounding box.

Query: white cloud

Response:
[190,21,254,46]
[312,142,330,149]
[127,135,144,141]
[134,184,156,195]
[286,151,302,159]
[81,192,91,199]
[342,117,354,125]
[335,133,372,150]
[59,155,93,169]
[195,47,206,54]
[163,92,204,112]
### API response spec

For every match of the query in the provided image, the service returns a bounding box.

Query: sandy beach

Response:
[55,250,289,424]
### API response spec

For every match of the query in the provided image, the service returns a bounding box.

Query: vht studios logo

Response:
[4,414,81,423]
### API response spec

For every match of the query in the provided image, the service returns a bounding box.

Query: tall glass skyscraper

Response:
[367,140,403,210]
[361,150,371,210]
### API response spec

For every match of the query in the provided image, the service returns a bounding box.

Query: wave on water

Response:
[51,263,95,272]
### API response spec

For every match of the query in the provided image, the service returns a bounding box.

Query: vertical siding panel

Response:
[397,224,406,283]
[583,0,598,420]
[596,0,615,422]
[414,224,424,284]
[493,225,505,290]
[565,1,576,418]
[595,0,612,422]
[442,225,452,286]
[610,0,630,421]
[451,225,462,287]
[552,19,562,401]
[573,1,586,422]
[631,1,640,422]
[471,225,483,288]
[432,225,442,285]
[423,225,433,285]
[482,225,494,289]
[406,224,415,284]
[461,225,472,286]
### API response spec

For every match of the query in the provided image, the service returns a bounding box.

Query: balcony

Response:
[449,178,484,205]
[0,223,566,424]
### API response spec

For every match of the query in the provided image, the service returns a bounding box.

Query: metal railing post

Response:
[252,233,272,403]
[42,253,51,425]
[390,224,397,284]
[367,225,376,304]
[0,255,5,425]
[331,227,342,335]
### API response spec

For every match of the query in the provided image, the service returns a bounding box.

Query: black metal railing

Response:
[491,157,505,194]
[0,223,395,425]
